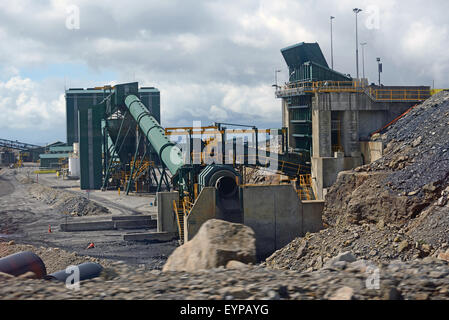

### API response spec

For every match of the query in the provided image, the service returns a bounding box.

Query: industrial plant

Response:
[1,4,449,305]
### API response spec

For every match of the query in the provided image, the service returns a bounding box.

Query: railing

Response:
[235,154,310,177]
[367,88,430,101]
[430,89,448,95]
[297,174,314,200]
[276,80,430,102]
[183,198,194,214]
[173,200,185,243]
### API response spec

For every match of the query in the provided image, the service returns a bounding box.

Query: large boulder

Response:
[162,219,256,272]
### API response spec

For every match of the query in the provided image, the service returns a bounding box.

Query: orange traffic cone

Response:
[86,242,95,249]
[48,225,52,233]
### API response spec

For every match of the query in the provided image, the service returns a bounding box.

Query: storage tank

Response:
[73,143,79,156]
[68,157,80,178]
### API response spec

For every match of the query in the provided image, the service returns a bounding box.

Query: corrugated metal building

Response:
[65,85,161,190]
[66,87,160,146]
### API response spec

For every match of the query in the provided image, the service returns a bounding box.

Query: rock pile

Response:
[27,182,109,216]
[266,91,449,273]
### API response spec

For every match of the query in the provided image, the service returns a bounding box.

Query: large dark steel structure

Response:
[279,42,352,157]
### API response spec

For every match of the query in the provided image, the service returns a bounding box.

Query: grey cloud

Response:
[0,0,448,143]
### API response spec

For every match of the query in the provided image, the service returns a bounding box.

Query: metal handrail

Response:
[277,80,430,102]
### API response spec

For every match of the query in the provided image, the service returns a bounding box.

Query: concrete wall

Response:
[358,110,387,139]
[341,110,360,156]
[360,141,384,164]
[241,185,323,259]
[311,91,413,200]
[184,187,216,242]
[157,191,179,233]
[315,92,415,136]
[312,109,332,158]
[302,200,325,234]
[182,184,324,259]
[312,155,362,200]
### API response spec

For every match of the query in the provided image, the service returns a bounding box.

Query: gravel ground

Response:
[0,167,177,269]
[1,254,448,300]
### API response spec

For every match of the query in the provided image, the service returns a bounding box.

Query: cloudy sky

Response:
[0,0,448,145]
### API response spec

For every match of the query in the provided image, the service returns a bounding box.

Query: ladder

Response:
[172,200,185,244]
[297,174,315,201]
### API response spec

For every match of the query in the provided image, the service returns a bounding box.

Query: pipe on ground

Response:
[46,262,103,282]
[0,251,47,278]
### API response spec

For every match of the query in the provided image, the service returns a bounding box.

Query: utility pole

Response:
[272,69,281,91]
[330,16,335,70]
[361,42,367,80]
[377,57,382,86]
[353,8,362,80]
[275,69,281,88]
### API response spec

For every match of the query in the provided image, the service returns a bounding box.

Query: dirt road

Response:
[0,166,177,269]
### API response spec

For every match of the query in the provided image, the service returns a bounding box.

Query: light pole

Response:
[330,16,335,70]
[272,69,281,90]
[377,58,382,86]
[361,42,367,80]
[353,8,362,80]
[275,69,281,88]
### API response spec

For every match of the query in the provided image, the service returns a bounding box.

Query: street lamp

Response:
[330,16,335,70]
[353,8,362,80]
[275,69,281,88]
[377,57,382,86]
[361,42,367,80]
[272,69,281,89]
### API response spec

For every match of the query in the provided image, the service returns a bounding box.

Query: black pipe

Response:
[46,262,103,282]
[0,251,47,278]
[215,175,238,198]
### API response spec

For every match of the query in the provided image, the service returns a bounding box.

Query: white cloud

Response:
[0,76,65,130]
[1,0,449,142]
[209,105,228,121]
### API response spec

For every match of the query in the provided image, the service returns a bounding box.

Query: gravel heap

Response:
[1,255,448,300]
[23,178,110,216]
[0,241,113,274]
[266,91,449,273]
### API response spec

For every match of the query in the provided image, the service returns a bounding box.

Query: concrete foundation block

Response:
[60,221,115,232]
[111,215,154,221]
[114,219,156,230]
[123,232,178,242]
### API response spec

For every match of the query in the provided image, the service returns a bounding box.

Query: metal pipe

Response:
[330,16,335,70]
[124,95,184,176]
[46,262,103,282]
[0,251,47,278]
[215,176,238,198]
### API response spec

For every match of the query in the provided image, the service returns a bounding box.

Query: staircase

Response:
[297,174,315,201]
[172,200,185,244]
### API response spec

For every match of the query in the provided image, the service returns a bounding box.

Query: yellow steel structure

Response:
[430,89,448,95]
[279,80,431,102]
[297,174,314,201]
[122,157,155,193]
